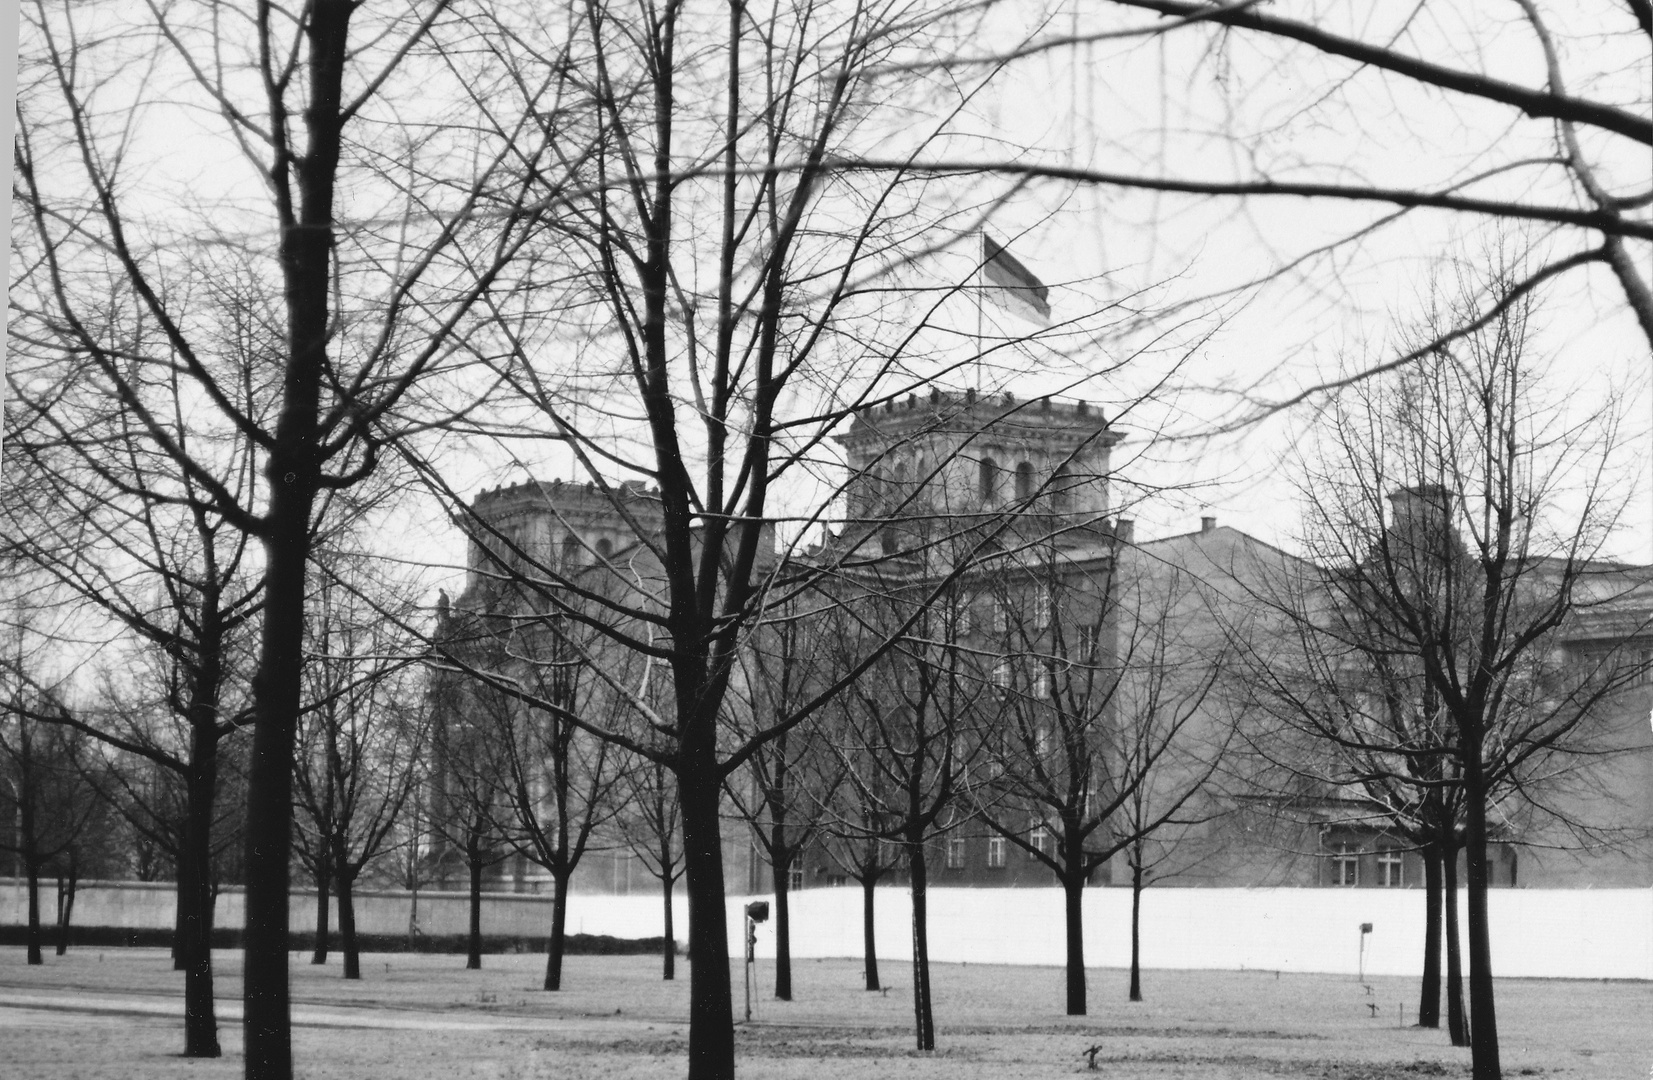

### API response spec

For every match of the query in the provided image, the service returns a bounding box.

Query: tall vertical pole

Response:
[975,233,986,393]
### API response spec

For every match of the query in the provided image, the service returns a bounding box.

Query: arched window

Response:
[1014,461,1036,503]
[978,457,1000,506]
[560,533,581,569]
[594,537,613,560]
[1052,465,1072,512]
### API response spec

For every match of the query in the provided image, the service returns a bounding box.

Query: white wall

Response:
[5,880,1647,980]
[725,887,1653,981]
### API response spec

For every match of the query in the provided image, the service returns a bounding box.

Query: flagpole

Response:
[975,232,985,393]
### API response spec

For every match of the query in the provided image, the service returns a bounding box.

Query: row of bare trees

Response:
[7,2,1644,1080]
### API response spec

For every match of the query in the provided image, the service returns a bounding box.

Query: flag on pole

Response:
[980,233,1051,325]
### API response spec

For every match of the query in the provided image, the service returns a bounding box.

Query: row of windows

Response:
[977,458,1079,511]
[1328,842,1406,887]
[956,594,1102,644]
[943,830,1055,870]
[780,833,1041,887]
[862,457,1083,512]
[491,525,615,567]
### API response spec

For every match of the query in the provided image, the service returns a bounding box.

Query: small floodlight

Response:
[746,901,770,923]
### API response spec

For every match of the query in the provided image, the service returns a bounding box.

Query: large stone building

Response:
[425,390,1653,898]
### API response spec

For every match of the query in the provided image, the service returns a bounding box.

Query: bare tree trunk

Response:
[241,0,353,1073]
[544,870,569,991]
[1444,842,1468,1046]
[311,871,331,965]
[182,728,221,1056]
[173,860,188,971]
[1418,841,1443,1028]
[1463,755,1500,1080]
[861,873,880,992]
[53,860,76,956]
[661,874,676,981]
[1129,861,1145,1003]
[908,837,935,1051]
[1063,872,1087,1014]
[679,759,736,1080]
[338,868,360,981]
[467,853,483,971]
[771,845,792,1001]
[25,862,43,966]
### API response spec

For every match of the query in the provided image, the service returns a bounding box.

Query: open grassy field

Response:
[0,948,1644,1078]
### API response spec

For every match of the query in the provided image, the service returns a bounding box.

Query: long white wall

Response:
[725,887,1653,981]
[4,880,1647,980]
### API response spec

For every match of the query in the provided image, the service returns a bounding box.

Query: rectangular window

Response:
[1332,842,1360,887]
[986,836,1006,868]
[1077,624,1098,659]
[1029,826,1053,860]
[946,837,967,869]
[787,866,804,891]
[1034,587,1052,630]
[1378,847,1404,887]
[994,657,1012,688]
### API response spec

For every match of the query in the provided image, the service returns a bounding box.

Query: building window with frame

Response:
[1378,846,1404,887]
[1331,841,1360,886]
[1077,623,1099,660]
[787,865,804,891]
[1015,461,1036,503]
[979,457,1001,506]
[986,836,1006,868]
[1052,465,1073,512]
[1029,826,1053,860]
[946,837,967,869]
[1034,585,1052,630]
[994,657,1012,688]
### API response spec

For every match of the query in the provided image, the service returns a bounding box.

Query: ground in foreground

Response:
[0,949,1643,1078]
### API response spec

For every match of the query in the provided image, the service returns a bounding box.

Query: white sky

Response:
[3,0,1647,604]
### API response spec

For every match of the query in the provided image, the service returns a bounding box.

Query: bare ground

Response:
[0,947,1643,1078]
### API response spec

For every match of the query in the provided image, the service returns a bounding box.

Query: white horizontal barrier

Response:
[4,879,1647,980]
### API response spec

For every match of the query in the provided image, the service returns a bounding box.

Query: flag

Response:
[980,233,1051,325]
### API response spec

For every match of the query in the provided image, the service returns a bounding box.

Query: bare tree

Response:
[0,646,108,966]
[975,548,1229,1014]
[491,613,627,993]
[1229,560,1477,1042]
[424,637,516,970]
[2,259,266,1055]
[292,559,429,980]
[1247,265,1645,1080]
[613,749,686,980]
[11,2,571,1071]
[815,763,902,993]
[826,576,993,1051]
[727,602,844,1001]
[398,1,1141,1072]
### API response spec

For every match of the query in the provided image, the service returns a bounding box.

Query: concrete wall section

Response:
[725,887,1653,981]
[5,880,1647,980]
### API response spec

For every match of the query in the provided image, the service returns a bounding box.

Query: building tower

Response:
[833,389,1124,558]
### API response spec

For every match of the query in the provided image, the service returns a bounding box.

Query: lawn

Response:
[0,947,1643,1078]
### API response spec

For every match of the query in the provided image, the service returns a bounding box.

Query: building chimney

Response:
[1114,517,1135,545]
[1201,515,1216,534]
